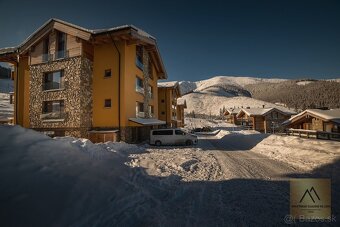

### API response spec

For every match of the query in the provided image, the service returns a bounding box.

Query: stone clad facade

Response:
[29,56,92,137]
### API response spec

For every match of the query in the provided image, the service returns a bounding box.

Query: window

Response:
[136,102,144,117]
[161,111,165,115]
[43,70,64,90]
[136,77,144,93]
[136,45,143,70]
[152,130,173,135]
[42,37,49,62]
[41,100,65,120]
[56,31,66,59]
[104,69,111,78]
[104,99,111,108]
[175,130,185,135]
[161,99,165,103]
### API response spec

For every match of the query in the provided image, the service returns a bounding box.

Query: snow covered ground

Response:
[0,119,339,226]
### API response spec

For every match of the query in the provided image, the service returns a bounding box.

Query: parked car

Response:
[150,128,198,146]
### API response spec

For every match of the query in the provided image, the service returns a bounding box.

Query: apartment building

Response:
[0,18,167,142]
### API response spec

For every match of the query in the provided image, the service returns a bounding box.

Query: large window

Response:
[149,105,154,117]
[56,32,66,59]
[136,45,144,70]
[148,85,153,98]
[42,37,49,62]
[136,102,144,118]
[136,77,144,93]
[43,70,64,90]
[41,100,65,120]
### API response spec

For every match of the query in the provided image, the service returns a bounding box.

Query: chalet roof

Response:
[0,47,17,55]
[176,98,187,108]
[224,108,242,115]
[158,81,178,88]
[237,107,295,118]
[284,108,340,125]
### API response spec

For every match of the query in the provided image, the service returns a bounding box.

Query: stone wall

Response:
[29,56,92,137]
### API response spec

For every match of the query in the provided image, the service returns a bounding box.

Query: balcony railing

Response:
[43,82,64,91]
[41,112,67,121]
[55,50,69,60]
[136,85,144,94]
[136,112,145,118]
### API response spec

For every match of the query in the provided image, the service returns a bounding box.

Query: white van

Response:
[150,128,198,146]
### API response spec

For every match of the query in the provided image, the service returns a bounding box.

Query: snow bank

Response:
[251,135,340,170]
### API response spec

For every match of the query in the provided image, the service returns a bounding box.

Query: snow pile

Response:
[251,135,340,171]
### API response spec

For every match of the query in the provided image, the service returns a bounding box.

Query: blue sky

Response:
[0,0,339,81]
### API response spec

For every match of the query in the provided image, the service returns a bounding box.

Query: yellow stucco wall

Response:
[92,42,159,128]
[92,43,120,128]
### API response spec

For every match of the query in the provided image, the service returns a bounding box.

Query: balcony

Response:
[43,81,65,91]
[55,50,69,60]
[136,112,145,118]
[136,85,144,94]
[41,112,67,121]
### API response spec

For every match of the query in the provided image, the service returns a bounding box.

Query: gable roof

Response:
[158,81,181,96]
[236,107,294,118]
[224,108,242,115]
[0,18,167,78]
[284,108,340,125]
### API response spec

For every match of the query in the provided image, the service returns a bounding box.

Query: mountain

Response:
[177,76,340,116]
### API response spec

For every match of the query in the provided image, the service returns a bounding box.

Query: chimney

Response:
[262,105,265,108]
[246,106,250,109]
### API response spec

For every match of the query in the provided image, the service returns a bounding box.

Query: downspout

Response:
[108,34,121,133]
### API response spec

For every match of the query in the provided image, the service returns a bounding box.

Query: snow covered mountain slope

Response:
[178,76,287,95]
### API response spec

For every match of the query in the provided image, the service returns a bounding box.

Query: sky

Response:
[0,0,339,81]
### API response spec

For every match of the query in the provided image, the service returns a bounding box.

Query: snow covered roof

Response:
[224,108,242,115]
[176,98,187,107]
[129,118,166,125]
[284,108,340,125]
[158,81,179,88]
[237,107,294,117]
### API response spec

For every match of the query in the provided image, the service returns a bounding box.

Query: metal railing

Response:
[41,112,67,120]
[43,81,64,91]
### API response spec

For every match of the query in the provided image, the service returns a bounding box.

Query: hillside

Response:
[177,76,339,115]
[245,80,340,110]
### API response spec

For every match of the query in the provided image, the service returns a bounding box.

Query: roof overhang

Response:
[129,118,166,126]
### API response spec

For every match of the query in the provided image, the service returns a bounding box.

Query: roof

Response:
[129,118,166,126]
[176,98,187,108]
[0,18,167,78]
[284,108,340,125]
[224,108,242,115]
[158,81,179,88]
[237,107,295,118]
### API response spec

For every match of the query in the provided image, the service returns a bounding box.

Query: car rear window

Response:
[152,130,173,135]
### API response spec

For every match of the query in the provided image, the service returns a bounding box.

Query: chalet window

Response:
[136,45,143,70]
[41,100,65,120]
[104,99,111,108]
[56,31,67,59]
[161,111,165,115]
[161,99,165,103]
[136,77,144,93]
[104,69,112,78]
[42,37,49,62]
[136,102,144,118]
[43,70,64,90]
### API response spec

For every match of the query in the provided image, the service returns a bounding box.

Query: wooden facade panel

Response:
[82,40,94,61]
[30,41,44,65]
